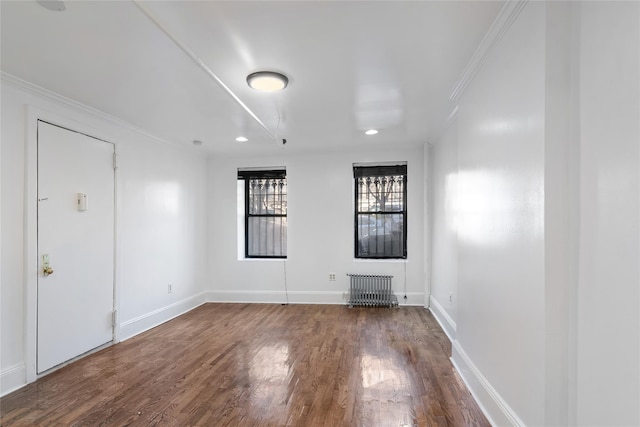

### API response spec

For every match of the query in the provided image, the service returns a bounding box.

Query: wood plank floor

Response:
[1,304,489,426]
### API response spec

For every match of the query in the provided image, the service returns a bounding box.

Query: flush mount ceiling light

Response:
[365,129,379,135]
[247,71,288,92]
[37,0,66,11]
[235,136,248,142]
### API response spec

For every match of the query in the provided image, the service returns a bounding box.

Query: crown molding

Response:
[1,71,177,148]
[449,0,528,102]
[446,105,459,127]
[429,105,459,145]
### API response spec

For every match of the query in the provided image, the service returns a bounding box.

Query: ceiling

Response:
[1,1,504,156]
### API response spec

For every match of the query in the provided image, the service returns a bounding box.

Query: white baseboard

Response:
[429,296,456,341]
[206,290,291,304]
[2,294,207,395]
[395,292,425,306]
[206,290,425,306]
[119,292,207,341]
[1,363,26,397]
[451,340,525,427]
[4,289,425,397]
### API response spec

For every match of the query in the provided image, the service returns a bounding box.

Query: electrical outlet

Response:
[168,284,173,293]
[328,273,336,281]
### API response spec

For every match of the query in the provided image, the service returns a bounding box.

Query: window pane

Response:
[248,178,287,215]
[356,175,404,212]
[248,216,287,257]
[354,164,406,259]
[356,214,404,257]
[240,171,287,258]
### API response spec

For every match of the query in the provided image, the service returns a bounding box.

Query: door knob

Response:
[42,254,54,276]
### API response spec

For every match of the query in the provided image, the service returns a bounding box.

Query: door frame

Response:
[25,106,121,383]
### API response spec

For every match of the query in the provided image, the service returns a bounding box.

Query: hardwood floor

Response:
[1,304,489,426]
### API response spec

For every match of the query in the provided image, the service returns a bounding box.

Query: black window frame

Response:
[238,169,287,259]
[354,164,407,259]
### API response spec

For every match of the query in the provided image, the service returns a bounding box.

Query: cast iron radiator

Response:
[347,274,398,308]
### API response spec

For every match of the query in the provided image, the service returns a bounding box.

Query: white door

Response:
[37,120,115,374]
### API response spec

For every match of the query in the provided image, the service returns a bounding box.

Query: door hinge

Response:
[112,310,117,328]
[112,153,118,170]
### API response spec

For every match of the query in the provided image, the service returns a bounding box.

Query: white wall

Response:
[455,3,546,425]
[0,77,208,395]
[429,121,458,340]
[207,147,425,305]
[430,1,640,425]
[575,2,639,425]
[117,135,208,338]
[1,80,27,396]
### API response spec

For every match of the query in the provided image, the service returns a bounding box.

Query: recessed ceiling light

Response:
[235,136,248,142]
[37,0,66,11]
[365,129,378,135]
[247,71,288,92]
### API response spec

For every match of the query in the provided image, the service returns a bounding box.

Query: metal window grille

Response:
[354,165,407,259]
[238,170,287,258]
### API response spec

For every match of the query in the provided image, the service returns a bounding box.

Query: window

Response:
[238,169,287,258]
[354,164,407,259]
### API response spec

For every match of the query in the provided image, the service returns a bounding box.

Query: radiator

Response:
[347,274,398,308]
